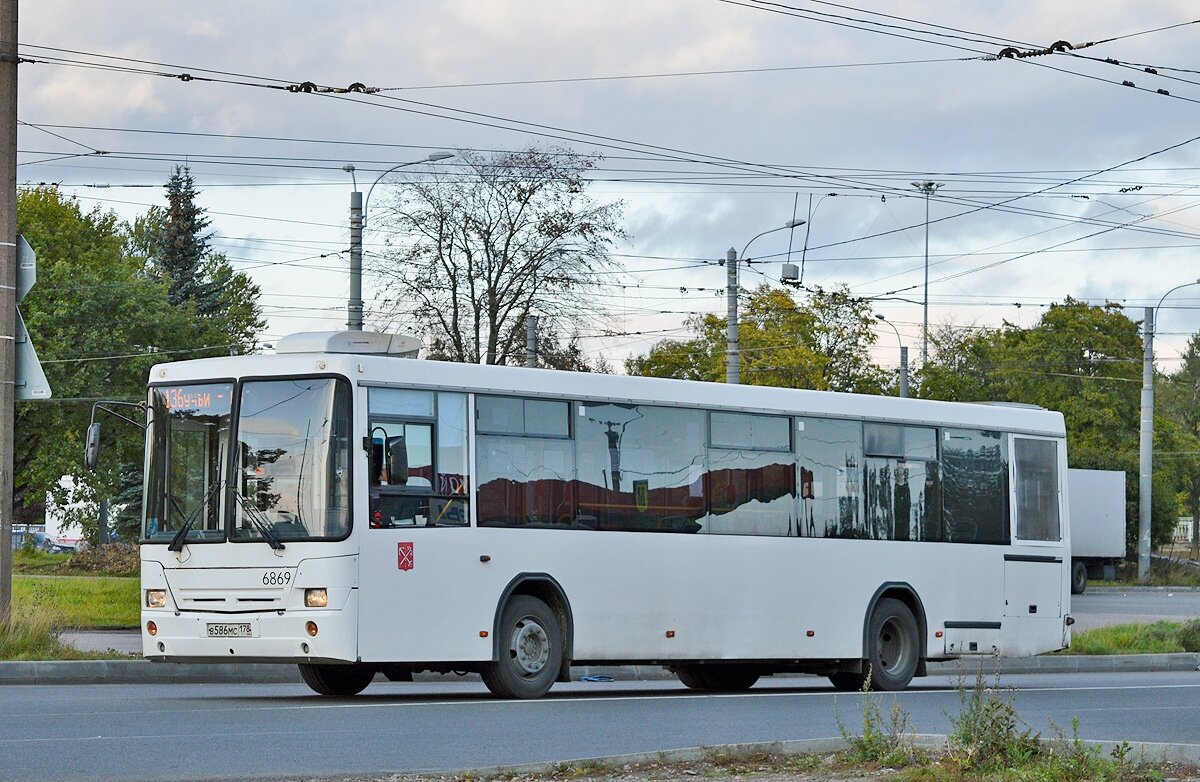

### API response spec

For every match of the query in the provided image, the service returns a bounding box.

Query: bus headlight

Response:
[145,589,167,609]
[304,588,328,608]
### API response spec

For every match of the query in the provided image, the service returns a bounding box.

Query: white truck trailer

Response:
[1067,468,1126,594]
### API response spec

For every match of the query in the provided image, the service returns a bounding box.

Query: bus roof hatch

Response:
[274,331,422,357]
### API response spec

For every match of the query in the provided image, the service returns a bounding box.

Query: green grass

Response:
[13,574,139,628]
[1070,619,1200,655]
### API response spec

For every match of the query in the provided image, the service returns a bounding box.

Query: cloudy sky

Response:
[18,1,1200,371]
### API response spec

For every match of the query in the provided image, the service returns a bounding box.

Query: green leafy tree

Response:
[628,284,885,393]
[15,187,186,537]
[1162,333,1200,558]
[137,165,264,353]
[919,299,1176,550]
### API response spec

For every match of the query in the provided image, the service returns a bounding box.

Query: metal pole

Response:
[725,247,738,384]
[0,0,17,627]
[525,315,538,368]
[1138,306,1154,581]
[911,180,940,364]
[347,190,363,331]
[922,192,930,364]
[899,346,909,398]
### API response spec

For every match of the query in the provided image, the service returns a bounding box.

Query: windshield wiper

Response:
[233,490,286,551]
[167,482,223,552]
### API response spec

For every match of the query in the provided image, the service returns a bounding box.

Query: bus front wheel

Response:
[482,595,562,699]
[298,663,375,697]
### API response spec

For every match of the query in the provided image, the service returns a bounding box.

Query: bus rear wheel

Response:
[298,663,375,697]
[675,665,759,692]
[482,596,562,699]
[864,598,920,691]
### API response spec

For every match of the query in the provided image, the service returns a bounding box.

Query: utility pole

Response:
[1138,280,1200,581]
[911,180,941,364]
[525,315,538,368]
[0,0,17,627]
[1138,307,1154,581]
[347,190,363,331]
[725,248,738,384]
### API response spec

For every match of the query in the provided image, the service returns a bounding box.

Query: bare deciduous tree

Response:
[370,147,625,365]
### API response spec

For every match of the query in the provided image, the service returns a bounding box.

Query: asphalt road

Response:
[1070,588,1200,631]
[2,671,1198,782]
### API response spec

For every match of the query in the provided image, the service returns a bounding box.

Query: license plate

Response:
[206,623,253,638]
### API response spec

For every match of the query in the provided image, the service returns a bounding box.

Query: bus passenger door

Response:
[1003,435,1068,655]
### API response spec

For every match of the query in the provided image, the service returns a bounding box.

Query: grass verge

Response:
[0,603,131,661]
[13,574,139,628]
[1070,619,1200,655]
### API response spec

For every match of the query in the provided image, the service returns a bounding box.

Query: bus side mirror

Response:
[84,422,101,471]
[388,436,408,486]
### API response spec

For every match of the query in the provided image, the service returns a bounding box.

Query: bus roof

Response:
[151,337,1065,437]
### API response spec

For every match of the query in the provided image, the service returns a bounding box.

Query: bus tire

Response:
[675,665,758,691]
[828,671,866,691]
[701,665,759,691]
[482,596,561,699]
[863,598,920,691]
[1070,560,1088,595]
[298,663,375,697]
[675,666,709,690]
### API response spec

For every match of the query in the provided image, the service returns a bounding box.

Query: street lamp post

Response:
[911,180,942,364]
[1138,278,1200,580]
[726,219,805,384]
[874,313,908,398]
[344,152,454,331]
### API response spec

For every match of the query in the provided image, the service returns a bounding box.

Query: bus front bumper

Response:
[141,593,359,663]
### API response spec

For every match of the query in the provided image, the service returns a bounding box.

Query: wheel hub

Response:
[511,617,550,675]
[877,617,908,674]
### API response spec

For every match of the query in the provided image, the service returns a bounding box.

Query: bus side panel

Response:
[354,528,1062,665]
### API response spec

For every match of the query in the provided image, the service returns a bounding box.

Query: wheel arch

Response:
[493,573,574,682]
[861,582,928,676]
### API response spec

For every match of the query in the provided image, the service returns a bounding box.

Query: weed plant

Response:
[0,603,90,660]
[834,671,926,768]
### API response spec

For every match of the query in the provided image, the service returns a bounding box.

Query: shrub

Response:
[66,543,139,576]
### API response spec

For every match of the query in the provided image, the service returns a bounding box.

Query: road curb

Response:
[418,735,1200,778]
[1086,585,1200,593]
[1,653,1197,686]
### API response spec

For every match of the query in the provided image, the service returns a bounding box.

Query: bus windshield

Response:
[142,377,352,544]
[143,382,234,543]
[232,378,352,542]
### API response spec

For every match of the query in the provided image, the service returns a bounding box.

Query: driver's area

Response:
[367,387,469,529]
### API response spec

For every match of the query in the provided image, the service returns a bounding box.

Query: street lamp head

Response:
[342,164,355,173]
[783,219,806,229]
[874,313,886,321]
[426,152,455,162]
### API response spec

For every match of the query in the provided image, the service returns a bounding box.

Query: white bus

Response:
[137,331,1072,699]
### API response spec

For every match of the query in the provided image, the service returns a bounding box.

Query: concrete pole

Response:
[0,0,17,627]
[525,315,538,368]
[1138,306,1154,581]
[899,346,909,398]
[725,247,739,384]
[347,191,363,331]
[922,193,930,364]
